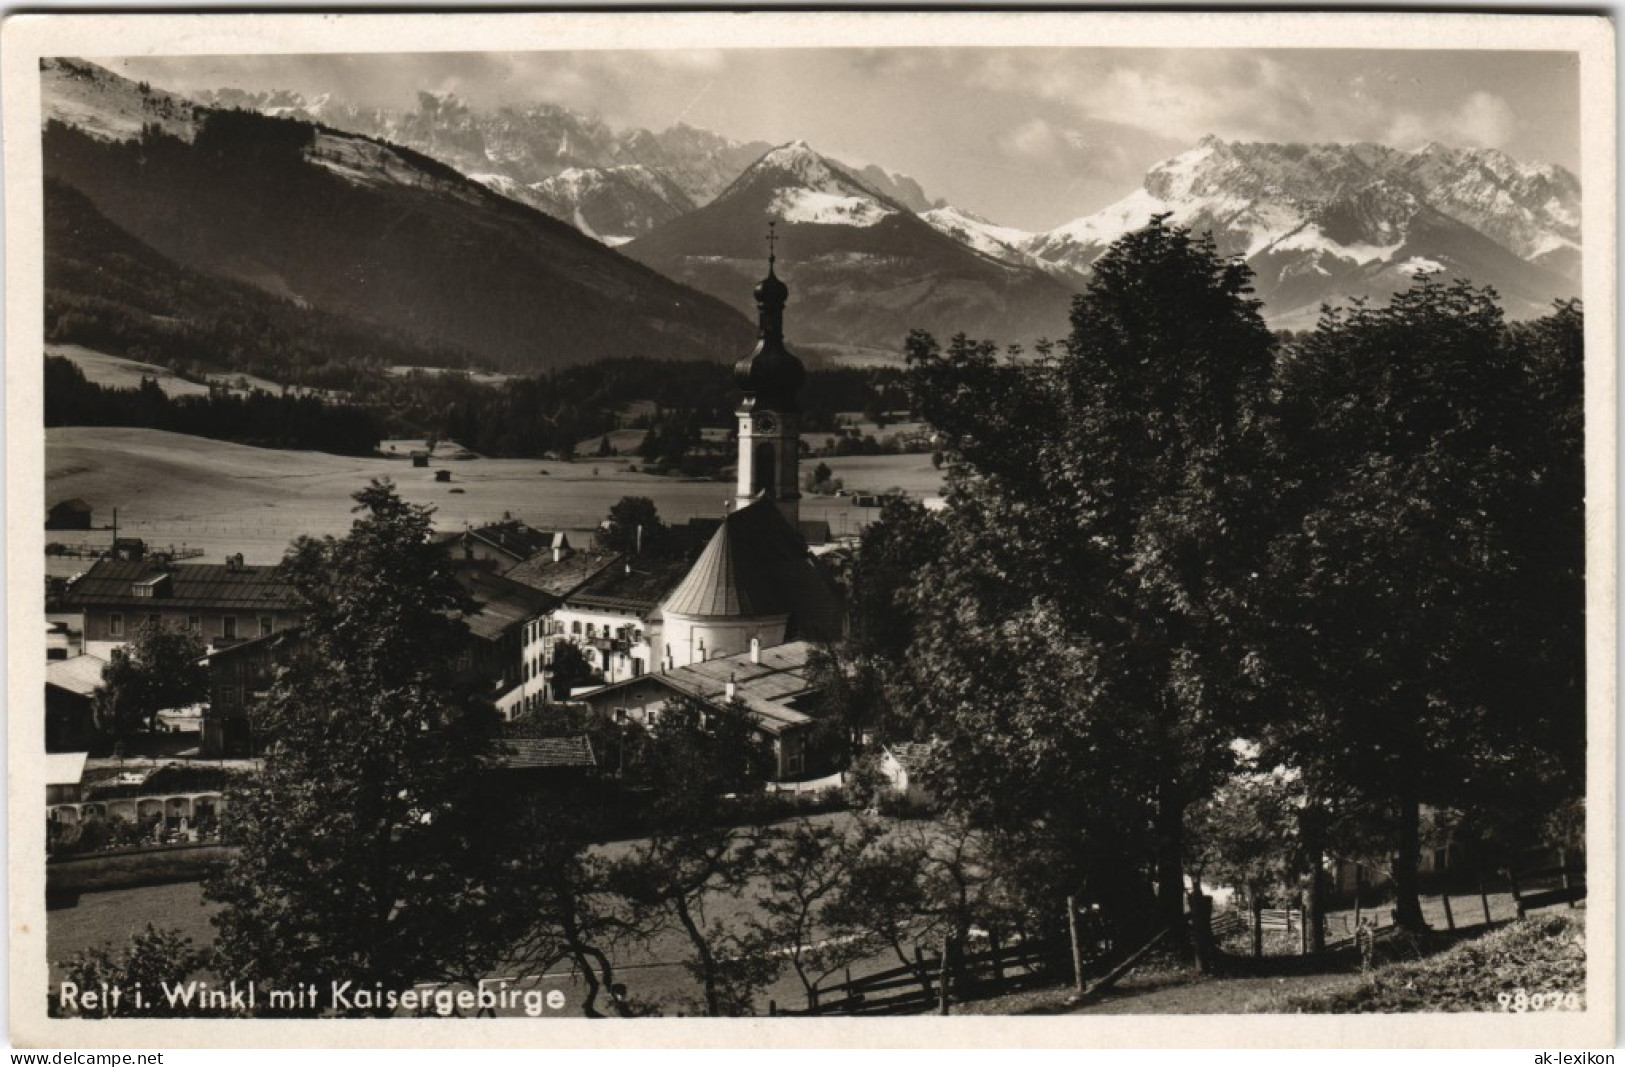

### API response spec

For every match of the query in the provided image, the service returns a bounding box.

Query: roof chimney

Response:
[750,636,761,664]
[725,673,737,701]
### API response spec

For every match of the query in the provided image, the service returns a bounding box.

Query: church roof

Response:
[661,498,843,640]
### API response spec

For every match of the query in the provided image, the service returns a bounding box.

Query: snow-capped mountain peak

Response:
[1019,135,1579,328]
[725,141,903,229]
[753,141,868,195]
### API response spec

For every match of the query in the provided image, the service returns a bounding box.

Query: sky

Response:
[107,48,1581,231]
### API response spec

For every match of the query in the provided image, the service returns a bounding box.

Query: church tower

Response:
[733,223,804,528]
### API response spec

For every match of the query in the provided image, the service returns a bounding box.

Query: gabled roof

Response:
[585,639,821,736]
[46,654,107,697]
[466,520,555,561]
[504,548,620,600]
[60,559,302,613]
[565,553,697,617]
[661,499,843,640]
[500,735,597,771]
[46,752,88,788]
[456,568,555,642]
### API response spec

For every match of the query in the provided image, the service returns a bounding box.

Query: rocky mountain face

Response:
[1019,137,1580,328]
[920,205,1081,280]
[43,59,754,373]
[186,86,940,246]
[624,142,1078,355]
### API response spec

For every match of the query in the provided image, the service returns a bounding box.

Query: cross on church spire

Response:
[765,220,778,270]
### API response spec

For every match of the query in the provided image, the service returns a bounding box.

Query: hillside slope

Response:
[42,61,755,373]
[627,142,1078,354]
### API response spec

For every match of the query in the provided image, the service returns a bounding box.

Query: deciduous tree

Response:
[92,619,208,738]
[900,216,1277,950]
[207,480,519,1014]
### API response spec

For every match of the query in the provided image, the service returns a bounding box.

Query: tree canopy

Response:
[896,216,1279,944]
[92,618,208,738]
[206,480,520,1011]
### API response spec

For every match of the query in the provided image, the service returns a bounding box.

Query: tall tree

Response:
[602,696,777,1016]
[899,216,1277,948]
[92,619,208,738]
[601,495,669,556]
[1258,285,1585,928]
[207,480,519,1013]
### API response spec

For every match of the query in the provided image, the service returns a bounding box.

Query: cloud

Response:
[1386,91,1516,151]
[961,50,1523,156]
[998,117,1074,158]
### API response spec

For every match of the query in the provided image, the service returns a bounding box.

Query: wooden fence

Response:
[769,936,1071,1016]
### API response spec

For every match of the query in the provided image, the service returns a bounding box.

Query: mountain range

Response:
[1012,136,1580,328]
[42,56,1583,381]
[190,85,939,245]
[623,142,1077,353]
[40,58,754,374]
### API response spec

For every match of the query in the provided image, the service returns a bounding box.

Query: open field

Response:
[45,428,944,572]
[49,345,212,398]
[49,345,321,399]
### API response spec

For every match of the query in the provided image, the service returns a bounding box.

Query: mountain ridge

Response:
[1017,136,1580,326]
[41,58,756,374]
[625,140,1079,354]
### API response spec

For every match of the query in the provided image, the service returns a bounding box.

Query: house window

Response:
[222,617,238,640]
[187,615,201,633]
[109,613,124,638]
[631,658,644,678]
[586,623,597,639]
[571,621,582,636]
[259,617,273,638]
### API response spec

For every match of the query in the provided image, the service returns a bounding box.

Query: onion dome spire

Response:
[734,220,804,410]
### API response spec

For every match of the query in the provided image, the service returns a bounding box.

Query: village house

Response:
[578,638,823,780]
[45,653,106,752]
[59,555,302,659]
[46,497,93,531]
[204,628,305,756]
[438,518,563,569]
[878,741,937,810]
[543,554,696,690]
[454,565,558,719]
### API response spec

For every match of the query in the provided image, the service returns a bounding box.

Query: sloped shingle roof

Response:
[60,559,301,613]
[500,735,597,770]
[587,639,820,736]
[504,549,620,600]
[46,654,107,697]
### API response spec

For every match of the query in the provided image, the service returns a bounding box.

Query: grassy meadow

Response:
[45,427,943,573]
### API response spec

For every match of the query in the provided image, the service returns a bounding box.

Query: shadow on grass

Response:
[994,921,1516,1016]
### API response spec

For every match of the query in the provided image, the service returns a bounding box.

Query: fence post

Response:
[1440,893,1455,932]
[1478,873,1493,926]
[1353,865,1364,931]
[768,999,777,1017]
[1298,894,1308,955]
[1067,895,1085,992]
[1251,896,1263,958]
[1560,848,1575,907]
[938,935,954,1015]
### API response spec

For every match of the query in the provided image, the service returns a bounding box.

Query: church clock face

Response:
[755,414,777,434]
